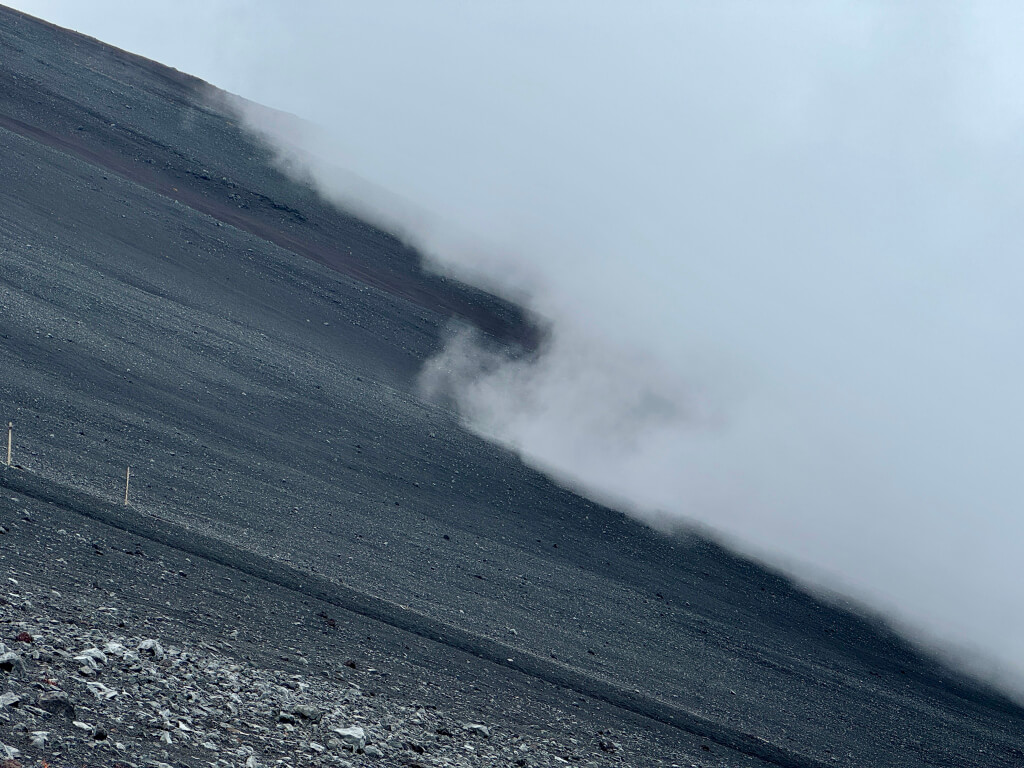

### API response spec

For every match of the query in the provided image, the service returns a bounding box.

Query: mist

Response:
[13,1,1024,690]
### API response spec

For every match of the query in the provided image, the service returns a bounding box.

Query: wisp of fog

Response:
[15,1,1024,692]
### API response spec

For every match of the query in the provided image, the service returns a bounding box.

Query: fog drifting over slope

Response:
[15,2,1024,689]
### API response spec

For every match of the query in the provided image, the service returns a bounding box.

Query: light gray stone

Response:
[332,725,366,751]
[138,639,165,660]
[0,651,25,677]
[464,722,491,738]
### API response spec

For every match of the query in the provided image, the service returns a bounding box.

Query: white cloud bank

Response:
[13,1,1024,690]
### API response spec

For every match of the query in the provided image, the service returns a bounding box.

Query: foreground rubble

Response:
[0,579,629,768]
[0,488,701,768]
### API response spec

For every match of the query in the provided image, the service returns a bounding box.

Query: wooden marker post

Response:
[124,466,131,506]
[5,422,11,467]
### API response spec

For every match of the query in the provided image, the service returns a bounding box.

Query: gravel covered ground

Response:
[0,475,732,768]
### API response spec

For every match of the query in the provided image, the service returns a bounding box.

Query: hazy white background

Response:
[13,1,1024,690]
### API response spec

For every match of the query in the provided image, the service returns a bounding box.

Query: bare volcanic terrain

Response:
[0,6,1022,767]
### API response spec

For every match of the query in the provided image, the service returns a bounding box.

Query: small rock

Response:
[37,690,75,719]
[80,647,108,665]
[74,654,101,671]
[598,738,619,753]
[15,631,32,643]
[0,651,26,677]
[291,704,322,722]
[332,725,366,751]
[245,757,259,768]
[103,641,127,657]
[29,731,48,748]
[86,681,118,700]
[138,638,165,659]
[72,720,93,731]
[464,723,491,738]
[0,692,20,708]
[363,744,384,758]
[0,742,21,759]
[277,711,298,725]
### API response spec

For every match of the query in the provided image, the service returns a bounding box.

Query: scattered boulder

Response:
[37,690,75,719]
[138,639,165,659]
[103,641,127,658]
[0,651,25,677]
[290,703,322,722]
[0,742,21,760]
[79,647,107,665]
[86,680,118,700]
[332,725,366,751]
[464,722,491,738]
[74,653,101,671]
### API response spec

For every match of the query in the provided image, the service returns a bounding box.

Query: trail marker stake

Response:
[124,466,131,506]
[5,422,10,467]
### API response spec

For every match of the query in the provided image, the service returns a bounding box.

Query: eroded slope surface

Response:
[1,6,1022,767]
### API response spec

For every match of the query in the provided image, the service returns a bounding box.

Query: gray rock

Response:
[37,690,75,719]
[86,680,118,699]
[80,647,108,665]
[290,703,322,722]
[0,742,21,759]
[74,653,101,671]
[332,725,366,751]
[103,641,127,658]
[0,651,25,677]
[464,722,491,738]
[363,744,384,758]
[138,638,165,660]
[0,692,20,708]
[29,731,48,748]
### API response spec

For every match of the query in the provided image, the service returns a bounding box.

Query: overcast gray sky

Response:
[13,1,1024,692]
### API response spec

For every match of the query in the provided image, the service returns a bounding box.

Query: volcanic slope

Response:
[1,6,1022,767]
